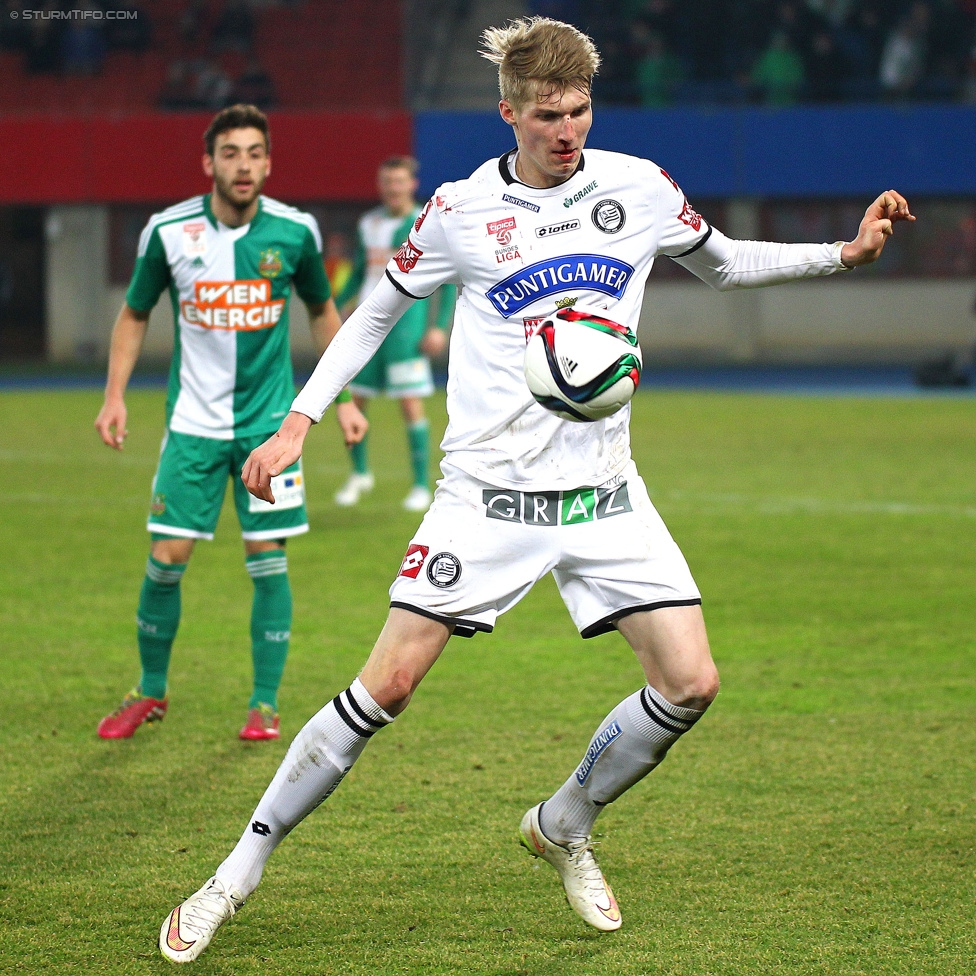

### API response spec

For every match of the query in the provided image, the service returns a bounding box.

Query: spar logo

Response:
[181,280,285,331]
[486,254,635,318]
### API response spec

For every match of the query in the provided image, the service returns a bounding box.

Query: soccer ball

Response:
[523,307,642,422]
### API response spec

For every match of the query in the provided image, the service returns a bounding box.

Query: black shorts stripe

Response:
[580,598,702,639]
[389,601,493,639]
[640,687,695,734]
[343,688,385,729]
[385,269,427,301]
[331,693,375,738]
[673,224,712,259]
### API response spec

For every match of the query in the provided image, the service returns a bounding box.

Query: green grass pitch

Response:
[1,387,974,975]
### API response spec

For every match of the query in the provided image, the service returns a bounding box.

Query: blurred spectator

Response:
[61,0,107,76]
[0,0,30,51]
[961,44,976,102]
[633,28,685,106]
[158,59,203,110]
[24,0,64,73]
[806,27,845,100]
[324,231,353,298]
[233,57,277,109]
[179,0,207,44]
[804,0,855,28]
[195,58,234,108]
[210,0,255,54]
[104,0,152,51]
[158,58,233,110]
[751,30,806,105]
[879,3,931,98]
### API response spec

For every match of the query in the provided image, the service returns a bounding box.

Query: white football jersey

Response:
[385,149,710,490]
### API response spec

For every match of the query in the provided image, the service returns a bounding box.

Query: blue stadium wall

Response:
[414,105,976,199]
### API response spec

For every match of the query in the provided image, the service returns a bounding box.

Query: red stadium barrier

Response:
[0,111,412,204]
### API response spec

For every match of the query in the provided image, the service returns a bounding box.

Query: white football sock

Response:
[216,678,393,897]
[540,684,704,846]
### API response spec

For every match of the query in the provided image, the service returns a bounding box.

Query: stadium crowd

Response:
[532,0,976,105]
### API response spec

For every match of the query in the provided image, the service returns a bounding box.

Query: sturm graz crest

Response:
[591,199,626,234]
[426,552,461,588]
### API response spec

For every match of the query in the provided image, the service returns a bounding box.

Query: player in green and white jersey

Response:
[94,105,367,742]
[332,156,456,513]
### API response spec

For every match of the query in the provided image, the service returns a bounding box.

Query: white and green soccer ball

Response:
[523,306,642,422]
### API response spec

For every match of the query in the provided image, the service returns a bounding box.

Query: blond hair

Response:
[481,17,600,111]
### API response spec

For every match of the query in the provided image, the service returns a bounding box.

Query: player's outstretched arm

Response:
[840,191,915,268]
[94,304,150,450]
[242,411,313,503]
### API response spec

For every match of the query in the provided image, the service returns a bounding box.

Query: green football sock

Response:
[137,555,186,700]
[246,550,292,711]
[350,434,369,476]
[407,419,430,488]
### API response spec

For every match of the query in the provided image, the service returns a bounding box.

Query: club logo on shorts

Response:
[591,199,626,234]
[398,544,429,579]
[394,239,423,273]
[426,552,461,588]
[150,492,166,515]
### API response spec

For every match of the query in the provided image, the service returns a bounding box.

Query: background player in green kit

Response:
[94,104,367,741]
[332,156,456,513]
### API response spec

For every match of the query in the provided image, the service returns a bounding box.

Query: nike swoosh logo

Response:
[166,906,195,952]
[598,883,621,922]
[529,824,546,855]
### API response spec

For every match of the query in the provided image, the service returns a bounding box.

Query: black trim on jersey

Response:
[579,598,702,639]
[640,687,696,733]
[389,601,492,639]
[331,692,376,738]
[343,688,385,729]
[385,269,427,301]
[497,148,586,186]
[673,224,713,259]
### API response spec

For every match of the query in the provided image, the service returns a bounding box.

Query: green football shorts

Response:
[147,429,309,541]
[349,313,435,398]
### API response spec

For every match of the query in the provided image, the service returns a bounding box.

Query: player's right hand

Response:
[95,399,128,450]
[241,411,313,502]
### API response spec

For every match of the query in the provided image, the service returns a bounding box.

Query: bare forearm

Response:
[307,299,341,358]
[105,305,150,400]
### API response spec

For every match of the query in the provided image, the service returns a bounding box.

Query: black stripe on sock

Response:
[344,688,385,729]
[332,693,375,738]
[640,687,694,735]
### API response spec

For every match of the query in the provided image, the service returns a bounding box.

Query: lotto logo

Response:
[181,279,285,331]
[394,239,423,273]
[398,543,429,578]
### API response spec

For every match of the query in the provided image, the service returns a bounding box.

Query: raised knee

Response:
[667,666,720,712]
[369,667,420,714]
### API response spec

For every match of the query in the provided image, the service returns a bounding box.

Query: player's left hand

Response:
[841,190,915,268]
[335,400,368,446]
[420,327,448,359]
[242,411,312,502]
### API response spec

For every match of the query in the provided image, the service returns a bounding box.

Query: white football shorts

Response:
[388,460,701,638]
